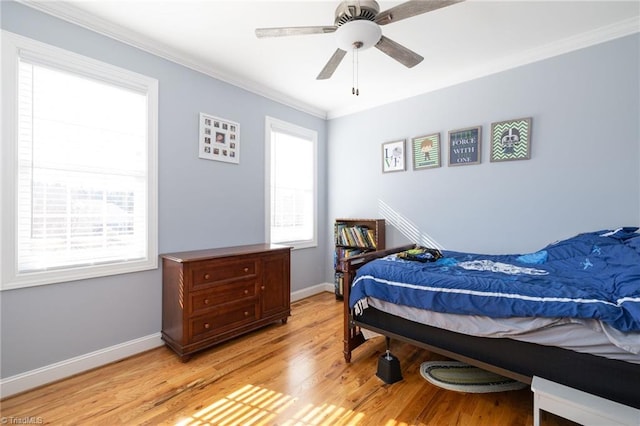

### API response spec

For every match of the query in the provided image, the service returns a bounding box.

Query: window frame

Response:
[1,31,159,290]
[264,116,318,250]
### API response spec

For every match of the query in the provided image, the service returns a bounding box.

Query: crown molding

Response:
[16,1,639,121]
[16,0,328,119]
[327,16,640,119]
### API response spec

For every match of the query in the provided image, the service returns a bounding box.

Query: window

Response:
[265,117,317,249]
[1,32,158,289]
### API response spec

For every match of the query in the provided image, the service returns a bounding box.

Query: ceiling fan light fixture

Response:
[335,20,381,51]
[256,0,465,80]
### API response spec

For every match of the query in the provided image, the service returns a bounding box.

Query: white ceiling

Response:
[23,0,640,118]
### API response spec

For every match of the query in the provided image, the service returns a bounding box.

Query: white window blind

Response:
[2,32,158,289]
[265,117,317,249]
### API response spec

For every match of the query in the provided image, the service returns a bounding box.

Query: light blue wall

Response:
[0,2,328,378]
[328,34,640,263]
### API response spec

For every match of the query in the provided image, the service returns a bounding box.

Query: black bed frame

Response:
[340,245,640,409]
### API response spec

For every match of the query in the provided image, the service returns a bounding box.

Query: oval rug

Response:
[420,361,528,393]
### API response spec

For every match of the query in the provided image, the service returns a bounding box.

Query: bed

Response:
[340,227,640,409]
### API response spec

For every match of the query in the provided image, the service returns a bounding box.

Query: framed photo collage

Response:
[199,113,240,164]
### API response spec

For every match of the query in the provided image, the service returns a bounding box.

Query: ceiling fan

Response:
[255,0,465,80]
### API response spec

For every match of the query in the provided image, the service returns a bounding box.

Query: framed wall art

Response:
[199,113,240,164]
[382,139,406,173]
[448,126,481,166]
[412,133,441,170]
[490,117,532,162]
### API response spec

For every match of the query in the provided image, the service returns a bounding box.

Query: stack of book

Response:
[335,224,377,249]
[334,247,365,267]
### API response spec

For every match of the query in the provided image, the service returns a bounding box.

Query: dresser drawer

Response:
[191,258,258,288]
[189,281,257,315]
[189,301,260,341]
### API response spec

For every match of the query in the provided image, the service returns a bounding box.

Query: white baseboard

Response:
[291,282,334,302]
[1,284,335,399]
[0,333,164,399]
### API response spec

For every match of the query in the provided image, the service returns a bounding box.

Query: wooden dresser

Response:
[161,243,291,361]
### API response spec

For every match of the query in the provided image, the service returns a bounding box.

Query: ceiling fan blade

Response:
[255,26,337,38]
[375,0,465,25]
[316,49,347,80]
[375,36,424,68]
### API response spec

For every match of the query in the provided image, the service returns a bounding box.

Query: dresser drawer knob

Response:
[204,273,211,280]
[204,323,210,329]
[203,299,209,305]
[243,267,249,272]
[244,311,249,317]
[261,286,265,291]
[244,289,249,295]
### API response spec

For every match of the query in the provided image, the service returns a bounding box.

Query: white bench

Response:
[531,376,639,426]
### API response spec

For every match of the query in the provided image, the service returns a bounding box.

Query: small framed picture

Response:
[199,113,240,164]
[412,133,441,170]
[382,139,406,173]
[449,126,481,166]
[490,117,532,162]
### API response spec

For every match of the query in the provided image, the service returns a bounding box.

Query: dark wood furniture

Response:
[340,245,640,410]
[161,243,291,361]
[333,218,385,299]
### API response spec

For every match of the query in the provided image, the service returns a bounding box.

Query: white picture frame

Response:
[199,113,240,164]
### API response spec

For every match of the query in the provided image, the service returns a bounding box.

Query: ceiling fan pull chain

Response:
[355,46,359,96]
[352,45,356,95]
[352,44,360,96]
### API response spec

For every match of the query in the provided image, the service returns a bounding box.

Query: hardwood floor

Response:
[1,292,576,425]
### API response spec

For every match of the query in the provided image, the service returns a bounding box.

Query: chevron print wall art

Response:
[490,117,532,162]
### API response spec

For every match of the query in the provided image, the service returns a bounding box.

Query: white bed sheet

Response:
[364,297,640,364]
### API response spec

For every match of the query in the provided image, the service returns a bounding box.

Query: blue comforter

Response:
[349,228,640,332]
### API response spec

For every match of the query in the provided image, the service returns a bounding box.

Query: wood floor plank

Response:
[1,292,577,425]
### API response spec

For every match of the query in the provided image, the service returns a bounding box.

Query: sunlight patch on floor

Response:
[383,420,411,426]
[175,384,366,425]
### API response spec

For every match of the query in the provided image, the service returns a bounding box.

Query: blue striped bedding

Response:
[349,228,640,332]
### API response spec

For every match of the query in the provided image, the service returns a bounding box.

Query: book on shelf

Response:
[334,272,344,298]
[366,229,376,249]
[350,226,367,248]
